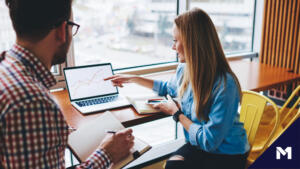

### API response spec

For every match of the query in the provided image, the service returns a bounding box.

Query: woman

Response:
[105,8,249,169]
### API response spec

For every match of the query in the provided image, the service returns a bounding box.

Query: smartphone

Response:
[147,99,167,104]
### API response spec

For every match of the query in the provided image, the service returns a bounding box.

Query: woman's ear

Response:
[55,21,67,43]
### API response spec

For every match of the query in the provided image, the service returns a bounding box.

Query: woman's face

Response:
[172,25,185,63]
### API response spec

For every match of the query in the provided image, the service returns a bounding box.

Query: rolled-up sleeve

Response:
[76,149,111,169]
[188,78,240,152]
[152,80,169,96]
[189,123,202,146]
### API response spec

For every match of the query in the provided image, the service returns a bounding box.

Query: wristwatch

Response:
[173,110,183,122]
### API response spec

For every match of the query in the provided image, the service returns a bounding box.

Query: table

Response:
[229,60,300,92]
[52,71,172,128]
[51,60,300,128]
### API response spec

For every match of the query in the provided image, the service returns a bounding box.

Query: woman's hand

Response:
[104,74,137,87]
[152,95,179,116]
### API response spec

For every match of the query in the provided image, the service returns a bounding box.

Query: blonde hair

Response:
[175,8,241,121]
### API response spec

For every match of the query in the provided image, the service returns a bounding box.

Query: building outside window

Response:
[0,0,255,76]
[0,4,15,52]
[72,0,178,69]
[190,0,255,54]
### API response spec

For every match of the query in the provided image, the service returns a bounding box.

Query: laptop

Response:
[63,63,130,114]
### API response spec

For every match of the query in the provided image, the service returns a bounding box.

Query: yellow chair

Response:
[268,85,299,145]
[239,91,280,166]
[244,85,299,168]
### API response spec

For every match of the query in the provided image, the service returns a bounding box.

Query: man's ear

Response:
[55,21,67,43]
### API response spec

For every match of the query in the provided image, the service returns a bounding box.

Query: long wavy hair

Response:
[176,8,242,121]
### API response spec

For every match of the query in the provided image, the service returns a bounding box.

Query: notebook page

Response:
[68,111,124,161]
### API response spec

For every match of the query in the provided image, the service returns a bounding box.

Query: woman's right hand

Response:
[104,74,137,87]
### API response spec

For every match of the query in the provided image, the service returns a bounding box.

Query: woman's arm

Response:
[153,95,193,131]
[131,76,154,89]
[104,74,154,89]
[188,79,240,152]
[178,114,193,131]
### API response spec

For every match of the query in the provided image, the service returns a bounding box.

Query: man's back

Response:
[1,0,134,167]
[0,45,68,168]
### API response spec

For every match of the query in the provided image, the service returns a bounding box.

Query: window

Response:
[0,4,15,52]
[1,0,258,81]
[190,0,255,54]
[72,0,178,69]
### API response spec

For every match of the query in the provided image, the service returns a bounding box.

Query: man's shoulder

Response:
[0,64,56,113]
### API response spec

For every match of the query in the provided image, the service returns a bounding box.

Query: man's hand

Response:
[99,128,134,163]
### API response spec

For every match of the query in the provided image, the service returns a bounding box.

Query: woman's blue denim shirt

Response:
[152,63,250,155]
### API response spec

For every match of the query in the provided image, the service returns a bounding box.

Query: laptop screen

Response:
[64,63,118,101]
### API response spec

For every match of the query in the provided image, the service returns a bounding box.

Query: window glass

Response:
[72,0,177,69]
[190,0,255,53]
[0,3,15,51]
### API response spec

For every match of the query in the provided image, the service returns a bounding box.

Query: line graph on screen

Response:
[68,67,115,99]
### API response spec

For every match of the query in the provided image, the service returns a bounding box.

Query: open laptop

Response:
[63,63,130,114]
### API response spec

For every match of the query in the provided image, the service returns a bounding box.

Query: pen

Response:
[106,130,116,134]
[68,127,77,133]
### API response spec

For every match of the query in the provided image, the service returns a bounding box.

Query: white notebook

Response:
[68,111,151,169]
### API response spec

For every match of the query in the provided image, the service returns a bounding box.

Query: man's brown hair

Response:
[5,0,72,42]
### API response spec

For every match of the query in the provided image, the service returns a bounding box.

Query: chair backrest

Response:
[269,106,300,146]
[280,85,300,127]
[240,91,279,152]
[283,108,300,130]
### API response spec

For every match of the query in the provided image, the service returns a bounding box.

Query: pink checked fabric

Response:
[0,44,111,169]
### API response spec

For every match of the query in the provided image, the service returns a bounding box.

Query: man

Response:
[0,0,134,168]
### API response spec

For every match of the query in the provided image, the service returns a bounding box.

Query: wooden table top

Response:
[51,60,300,128]
[229,60,300,91]
[52,70,173,128]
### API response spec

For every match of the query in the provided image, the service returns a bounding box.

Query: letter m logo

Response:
[276,147,292,160]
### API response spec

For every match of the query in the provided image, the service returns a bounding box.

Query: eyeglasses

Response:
[66,21,80,36]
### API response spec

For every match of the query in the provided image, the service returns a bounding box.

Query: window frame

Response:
[52,0,263,90]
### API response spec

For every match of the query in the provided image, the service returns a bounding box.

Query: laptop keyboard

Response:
[75,95,118,107]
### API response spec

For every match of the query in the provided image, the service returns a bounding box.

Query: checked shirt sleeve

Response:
[76,149,112,169]
[0,99,69,169]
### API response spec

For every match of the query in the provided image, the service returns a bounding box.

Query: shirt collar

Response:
[10,44,56,89]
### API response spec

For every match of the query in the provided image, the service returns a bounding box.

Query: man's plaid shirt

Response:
[0,44,111,169]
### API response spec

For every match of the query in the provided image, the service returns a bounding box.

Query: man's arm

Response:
[76,129,134,169]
